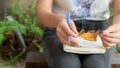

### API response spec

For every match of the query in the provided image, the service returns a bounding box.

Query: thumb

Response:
[103,25,116,33]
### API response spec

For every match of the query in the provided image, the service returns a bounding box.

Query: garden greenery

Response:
[0,0,43,65]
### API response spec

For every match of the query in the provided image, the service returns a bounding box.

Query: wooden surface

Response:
[25,52,120,68]
[112,54,120,68]
[25,52,49,68]
[112,64,120,68]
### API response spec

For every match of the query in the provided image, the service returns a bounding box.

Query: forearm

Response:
[36,8,65,28]
[112,0,120,24]
[36,0,65,28]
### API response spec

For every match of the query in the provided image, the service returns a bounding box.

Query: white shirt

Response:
[53,0,113,20]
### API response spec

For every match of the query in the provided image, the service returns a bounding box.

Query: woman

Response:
[36,0,120,68]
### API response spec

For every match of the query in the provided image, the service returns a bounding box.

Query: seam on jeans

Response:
[43,34,59,68]
[43,41,55,68]
[50,56,55,68]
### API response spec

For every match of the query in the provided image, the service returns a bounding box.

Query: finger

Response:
[57,27,68,44]
[103,25,117,33]
[61,21,77,38]
[69,37,79,46]
[57,34,78,46]
[57,23,79,45]
[57,29,79,46]
[101,36,116,48]
[101,35,120,43]
[102,32,120,39]
[70,20,78,34]
[102,40,115,48]
[57,27,78,46]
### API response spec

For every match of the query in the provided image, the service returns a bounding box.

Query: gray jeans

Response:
[42,20,113,68]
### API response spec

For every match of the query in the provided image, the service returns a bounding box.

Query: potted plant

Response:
[0,0,43,66]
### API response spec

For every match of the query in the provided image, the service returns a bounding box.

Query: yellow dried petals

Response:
[79,30,98,41]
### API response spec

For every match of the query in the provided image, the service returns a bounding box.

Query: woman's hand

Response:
[56,18,79,46]
[101,23,120,49]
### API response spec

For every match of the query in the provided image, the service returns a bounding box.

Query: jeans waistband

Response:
[44,20,108,31]
[74,20,108,31]
[74,20,108,24]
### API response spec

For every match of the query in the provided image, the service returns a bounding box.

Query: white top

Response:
[53,0,113,20]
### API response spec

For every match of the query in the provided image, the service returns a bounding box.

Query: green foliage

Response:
[0,0,44,65]
[109,7,113,16]
[0,49,25,66]
[0,20,26,45]
[0,20,26,65]
[114,43,120,53]
[11,0,24,21]
[11,0,43,37]
[0,34,6,45]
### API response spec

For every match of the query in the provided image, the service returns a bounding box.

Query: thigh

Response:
[81,48,113,68]
[43,29,81,68]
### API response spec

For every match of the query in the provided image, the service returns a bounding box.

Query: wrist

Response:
[112,13,120,24]
[52,14,66,28]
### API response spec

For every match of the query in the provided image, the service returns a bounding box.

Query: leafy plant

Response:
[0,0,43,65]
[11,0,44,51]
[114,43,120,53]
[11,0,43,37]
[11,0,44,52]
[0,17,26,66]
[0,20,26,44]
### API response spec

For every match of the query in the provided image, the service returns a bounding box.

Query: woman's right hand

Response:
[56,18,79,46]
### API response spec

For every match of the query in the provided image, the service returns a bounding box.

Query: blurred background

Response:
[0,0,37,20]
[0,0,45,68]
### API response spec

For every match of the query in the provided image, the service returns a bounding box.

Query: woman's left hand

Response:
[101,23,120,49]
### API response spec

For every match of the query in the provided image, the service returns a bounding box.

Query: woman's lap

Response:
[43,31,81,68]
[42,20,113,68]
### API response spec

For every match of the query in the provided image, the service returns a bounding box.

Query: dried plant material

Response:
[79,29,86,35]
[79,30,98,41]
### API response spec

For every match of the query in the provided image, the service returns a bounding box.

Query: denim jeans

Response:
[42,20,113,68]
